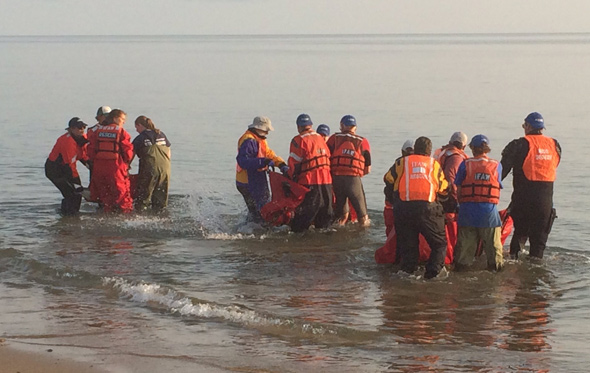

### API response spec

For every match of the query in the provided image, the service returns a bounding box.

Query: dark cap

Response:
[524,112,545,129]
[316,124,330,136]
[340,115,357,127]
[469,134,490,147]
[66,117,88,130]
[296,113,313,127]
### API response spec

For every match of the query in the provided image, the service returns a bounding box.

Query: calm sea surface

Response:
[0,34,589,372]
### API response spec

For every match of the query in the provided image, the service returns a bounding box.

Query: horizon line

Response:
[2,31,590,38]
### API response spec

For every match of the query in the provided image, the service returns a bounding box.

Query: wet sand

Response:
[0,343,105,373]
[0,340,230,373]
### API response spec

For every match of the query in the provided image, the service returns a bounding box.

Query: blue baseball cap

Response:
[296,113,313,127]
[524,112,545,129]
[340,115,357,127]
[469,134,490,147]
[316,124,330,136]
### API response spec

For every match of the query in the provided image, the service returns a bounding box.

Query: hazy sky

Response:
[2,0,589,35]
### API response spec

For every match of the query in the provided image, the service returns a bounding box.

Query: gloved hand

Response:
[280,165,289,175]
[265,159,275,168]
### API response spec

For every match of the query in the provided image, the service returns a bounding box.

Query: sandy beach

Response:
[0,342,105,373]
[0,339,231,373]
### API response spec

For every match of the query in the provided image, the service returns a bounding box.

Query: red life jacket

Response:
[94,124,122,160]
[459,156,501,204]
[434,144,469,169]
[437,145,468,169]
[522,135,559,182]
[330,133,366,176]
[291,131,331,185]
[398,155,439,202]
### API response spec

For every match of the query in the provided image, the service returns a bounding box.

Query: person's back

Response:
[454,135,504,271]
[327,115,371,226]
[91,109,134,213]
[436,132,469,202]
[288,130,331,187]
[288,114,333,232]
[501,112,561,259]
[385,136,450,279]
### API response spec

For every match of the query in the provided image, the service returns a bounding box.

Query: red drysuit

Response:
[89,124,134,213]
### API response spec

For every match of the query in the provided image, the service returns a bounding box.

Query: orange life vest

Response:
[437,145,468,169]
[330,133,366,176]
[292,131,331,185]
[94,124,122,160]
[235,131,268,184]
[459,156,501,204]
[398,155,439,202]
[522,135,559,182]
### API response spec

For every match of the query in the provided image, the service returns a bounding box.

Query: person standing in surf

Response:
[326,115,372,227]
[236,116,288,223]
[453,134,504,271]
[501,112,561,259]
[383,136,450,279]
[45,117,90,216]
[85,105,111,203]
[132,115,171,212]
[287,113,333,232]
[88,109,134,213]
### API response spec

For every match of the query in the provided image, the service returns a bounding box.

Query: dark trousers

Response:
[509,194,554,259]
[45,159,82,216]
[290,184,333,232]
[237,183,262,222]
[332,175,368,218]
[394,201,447,277]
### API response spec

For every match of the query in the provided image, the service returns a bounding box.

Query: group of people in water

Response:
[46,108,560,279]
[45,106,171,216]
[236,112,561,278]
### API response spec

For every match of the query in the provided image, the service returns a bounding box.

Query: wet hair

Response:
[105,109,127,124]
[414,136,432,156]
[135,115,160,134]
[470,144,491,156]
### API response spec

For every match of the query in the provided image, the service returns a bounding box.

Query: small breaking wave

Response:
[103,277,379,342]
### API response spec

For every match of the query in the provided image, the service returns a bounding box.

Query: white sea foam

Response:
[103,277,285,327]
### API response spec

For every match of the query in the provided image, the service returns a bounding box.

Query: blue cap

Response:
[469,134,490,147]
[316,124,330,136]
[296,113,313,127]
[340,115,357,127]
[525,112,545,129]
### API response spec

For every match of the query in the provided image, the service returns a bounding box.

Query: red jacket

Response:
[47,132,88,178]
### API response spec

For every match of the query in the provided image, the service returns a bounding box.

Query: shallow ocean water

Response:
[0,34,589,372]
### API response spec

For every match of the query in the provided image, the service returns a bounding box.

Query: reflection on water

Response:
[376,260,556,371]
[499,265,553,353]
